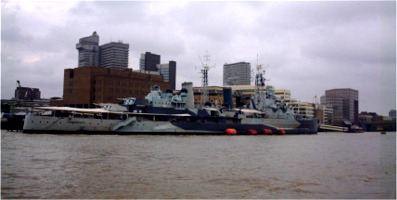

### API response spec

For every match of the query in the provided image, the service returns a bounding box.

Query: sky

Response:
[1,1,396,116]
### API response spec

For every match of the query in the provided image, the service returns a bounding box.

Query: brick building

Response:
[51,67,171,108]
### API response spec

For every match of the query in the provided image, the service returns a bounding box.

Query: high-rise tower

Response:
[76,31,100,67]
[76,32,130,69]
[157,61,177,90]
[139,52,160,71]
[99,42,129,69]
[223,62,251,86]
[322,88,359,126]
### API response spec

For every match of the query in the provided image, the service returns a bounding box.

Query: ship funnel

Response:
[223,87,233,109]
[182,82,194,109]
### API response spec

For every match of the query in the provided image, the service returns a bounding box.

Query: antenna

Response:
[197,51,215,104]
[254,55,269,95]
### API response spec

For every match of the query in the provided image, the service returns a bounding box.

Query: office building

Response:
[223,62,251,86]
[99,42,129,69]
[76,31,100,67]
[139,52,176,90]
[157,61,177,90]
[321,88,359,126]
[15,87,41,100]
[140,52,160,71]
[76,32,130,69]
[275,89,315,119]
[314,104,334,124]
[288,102,315,119]
[275,89,292,103]
[389,109,396,118]
[193,86,225,107]
[50,67,171,108]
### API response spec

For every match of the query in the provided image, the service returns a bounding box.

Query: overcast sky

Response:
[1,1,396,115]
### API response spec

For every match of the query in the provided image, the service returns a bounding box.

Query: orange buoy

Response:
[278,129,286,135]
[247,129,257,135]
[225,128,237,135]
[263,129,273,135]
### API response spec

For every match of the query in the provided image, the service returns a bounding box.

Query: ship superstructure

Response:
[249,62,319,133]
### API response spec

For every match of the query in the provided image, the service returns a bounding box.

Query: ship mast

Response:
[251,55,270,111]
[254,56,266,95]
[198,51,215,105]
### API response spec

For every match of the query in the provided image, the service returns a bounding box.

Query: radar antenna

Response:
[254,55,268,94]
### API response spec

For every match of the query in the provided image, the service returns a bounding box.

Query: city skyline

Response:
[1,1,395,116]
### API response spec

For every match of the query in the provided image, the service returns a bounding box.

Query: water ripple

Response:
[1,130,395,199]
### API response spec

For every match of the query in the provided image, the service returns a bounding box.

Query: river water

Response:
[1,130,396,199]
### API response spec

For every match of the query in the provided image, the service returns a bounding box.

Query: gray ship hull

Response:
[297,118,320,134]
[115,116,315,135]
[23,110,318,135]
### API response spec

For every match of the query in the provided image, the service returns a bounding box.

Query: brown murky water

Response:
[1,130,396,199]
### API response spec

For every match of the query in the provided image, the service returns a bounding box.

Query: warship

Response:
[23,80,318,134]
[23,59,318,134]
[23,82,280,134]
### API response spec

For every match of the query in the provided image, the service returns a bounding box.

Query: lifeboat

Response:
[247,129,257,135]
[263,129,273,135]
[277,129,286,135]
[225,128,237,135]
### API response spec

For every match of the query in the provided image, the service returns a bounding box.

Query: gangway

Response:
[319,124,349,132]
